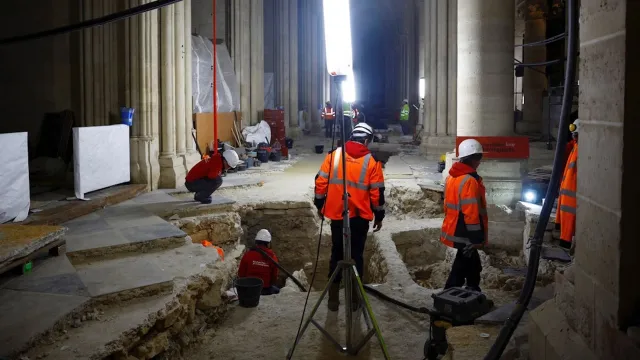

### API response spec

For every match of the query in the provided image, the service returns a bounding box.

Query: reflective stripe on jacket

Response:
[556,143,578,243]
[440,172,488,248]
[314,147,385,221]
[343,103,352,118]
[400,104,410,121]
[322,106,336,120]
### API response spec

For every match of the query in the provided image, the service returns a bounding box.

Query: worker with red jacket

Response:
[238,229,280,295]
[556,120,579,249]
[314,123,385,311]
[441,139,488,292]
[184,150,240,204]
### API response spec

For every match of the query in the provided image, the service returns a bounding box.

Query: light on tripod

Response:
[322,0,353,77]
[342,75,357,103]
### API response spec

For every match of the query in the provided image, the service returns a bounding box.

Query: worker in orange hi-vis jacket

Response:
[313,123,385,312]
[441,139,488,292]
[556,120,579,249]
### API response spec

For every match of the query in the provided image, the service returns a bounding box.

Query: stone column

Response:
[250,0,265,125]
[455,0,523,205]
[447,0,457,136]
[288,0,299,134]
[529,2,640,359]
[184,0,200,169]
[159,4,182,188]
[310,13,320,130]
[517,0,547,134]
[428,0,437,136]
[422,0,431,134]
[174,1,187,157]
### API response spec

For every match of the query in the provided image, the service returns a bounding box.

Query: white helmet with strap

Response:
[351,123,373,138]
[458,139,485,159]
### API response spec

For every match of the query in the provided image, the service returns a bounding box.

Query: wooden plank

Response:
[0,238,65,276]
[194,111,243,153]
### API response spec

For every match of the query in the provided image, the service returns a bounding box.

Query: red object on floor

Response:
[455,136,530,159]
[263,109,288,158]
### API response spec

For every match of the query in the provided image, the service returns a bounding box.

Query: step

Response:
[63,204,188,264]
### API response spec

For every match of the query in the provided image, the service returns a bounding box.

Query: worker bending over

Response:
[314,123,385,311]
[441,139,488,292]
[400,99,410,135]
[185,150,240,204]
[322,101,336,139]
[238,229,281,295]
[556,120,579,249]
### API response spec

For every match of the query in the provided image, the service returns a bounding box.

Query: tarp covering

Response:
[192,35,240,113]
[0,132,30,223]
[242,120,272,147]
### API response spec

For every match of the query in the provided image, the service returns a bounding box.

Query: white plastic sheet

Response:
[0,132,30,223]
[242,120,272,147]
[192,35,240,113]
[73,125,130,200]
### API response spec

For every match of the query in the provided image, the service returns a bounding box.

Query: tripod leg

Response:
[350,265,392,359]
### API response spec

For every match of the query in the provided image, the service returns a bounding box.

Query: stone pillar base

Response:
[183,150,201,172]
[159,155,185,189]
[420,135,455,160]
[442,152,527,206]
[130,138,161,190]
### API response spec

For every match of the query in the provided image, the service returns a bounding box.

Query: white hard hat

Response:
[222,149,240,168]
[569,119,580,133]
[255,229,272,243]
[403,99,408,103]
[458,139,485,158]
[351,123,374,138]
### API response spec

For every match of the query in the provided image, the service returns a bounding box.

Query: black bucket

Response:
[285,138,294,149]
[315,144,324,154]
[235,277,264,308]
[270,151,282,162]
[256,149,269,163]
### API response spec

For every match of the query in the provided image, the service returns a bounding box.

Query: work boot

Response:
[328,283,340,312]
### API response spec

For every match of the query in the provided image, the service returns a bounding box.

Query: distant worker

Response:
[400,99,410,135]
[322,101,336,139]
[441,139,488,292]
[238,229,281,295]
[556,120,579,249]
[185,150,240,204]
[314,123,386,311]
[342,101,353,134]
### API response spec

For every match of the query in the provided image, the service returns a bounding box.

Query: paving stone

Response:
[65,229,129,253]
[0,289,89,357]
[104,214,166,230]
[64,217,111,236]
[2,256,88,296]
[131,192,177,204]
[76,257,173,297]
[118,223,186,244]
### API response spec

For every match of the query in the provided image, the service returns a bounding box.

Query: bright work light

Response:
[342,73,356,103]
[419,78,425,98]
[322,0,353,76]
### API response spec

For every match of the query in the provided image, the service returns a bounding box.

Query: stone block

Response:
[575,197,620,294]
[134,332,169,360]
[528,316,546,360]
[554,269,576,329]
[593,308,640,360]
[572,265,595,346]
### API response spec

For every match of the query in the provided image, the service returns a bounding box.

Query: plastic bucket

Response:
[257,149,269,163]
[120,107,134,127]
[315,145,324,154]
[235,277,264,308]
[270,151,282,162]
[285,138,294,149]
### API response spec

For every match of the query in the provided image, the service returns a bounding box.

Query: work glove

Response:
[373,221,383,232]
[463,244,482,258]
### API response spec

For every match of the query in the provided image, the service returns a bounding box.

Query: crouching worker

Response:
[238,229,281,295]
[441,139,488,292]
[184,150,240,204]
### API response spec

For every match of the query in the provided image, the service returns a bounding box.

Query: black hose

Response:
[0,0,182,46]
[484,0,578,358]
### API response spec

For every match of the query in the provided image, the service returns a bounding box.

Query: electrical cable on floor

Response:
[0,0,182,46]
[287,93,341,360]
[483,0,578,358]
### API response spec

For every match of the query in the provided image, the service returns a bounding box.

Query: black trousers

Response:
[329,217,369,284]
[184,176,222,202]
[324,119,335,138]
[400,121,410,135]
[444,248,482,292]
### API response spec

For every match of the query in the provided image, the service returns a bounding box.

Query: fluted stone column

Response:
[159,4,183,188]
[184,0,200,169]
[288,0,299,134]
[250,0,265,125]
[453,0,525,205]
[517,0,547,134]
[422,0,456,159]
[174,1,187,157]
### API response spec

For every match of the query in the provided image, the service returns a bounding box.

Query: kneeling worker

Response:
[184,150,240,204]
[238,229,281,295]
[441,139,488,292]
[314,123,386,311]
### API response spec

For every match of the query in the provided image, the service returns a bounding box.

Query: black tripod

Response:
[287,75,390,359]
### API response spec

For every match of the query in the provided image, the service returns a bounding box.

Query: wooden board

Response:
[194,112,243,153]
[0,224,66,274]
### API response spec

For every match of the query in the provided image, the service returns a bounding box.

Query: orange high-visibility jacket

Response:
[556,143,578,243]
[441,165,488,249]
[322,106,336,120]
[314,147,385,221]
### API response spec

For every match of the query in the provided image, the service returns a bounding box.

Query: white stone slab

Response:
[73,125,130,200]
[0,132,30,223]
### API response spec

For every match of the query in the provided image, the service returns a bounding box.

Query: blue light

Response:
[524,190,537,203]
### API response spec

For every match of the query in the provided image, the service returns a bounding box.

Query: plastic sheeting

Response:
[0,132,30,223]
[192,35,240,113]
[242,120,272,147]
[73,125,130,200]
[264,72,275,109]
